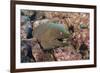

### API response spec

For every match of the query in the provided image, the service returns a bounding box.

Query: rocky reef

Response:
[21,10,90,62]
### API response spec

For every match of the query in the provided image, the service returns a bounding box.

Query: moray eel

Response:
[33,22,70,50]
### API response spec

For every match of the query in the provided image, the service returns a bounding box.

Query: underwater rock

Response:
[53,46,82,61]
[21,21,33,39]
[35,11,45,20]
[21,10,36,16]
[79,42,89,59]
[21,28,27,39]
[80,13,90,25]
[32,43,45,62]
[21,39,34,62]
[32,43,56,61]
[21,16,30,24]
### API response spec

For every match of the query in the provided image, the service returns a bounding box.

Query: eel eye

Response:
[57,38,63,42]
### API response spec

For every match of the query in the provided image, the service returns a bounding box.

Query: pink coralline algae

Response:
[54,47,82,61]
